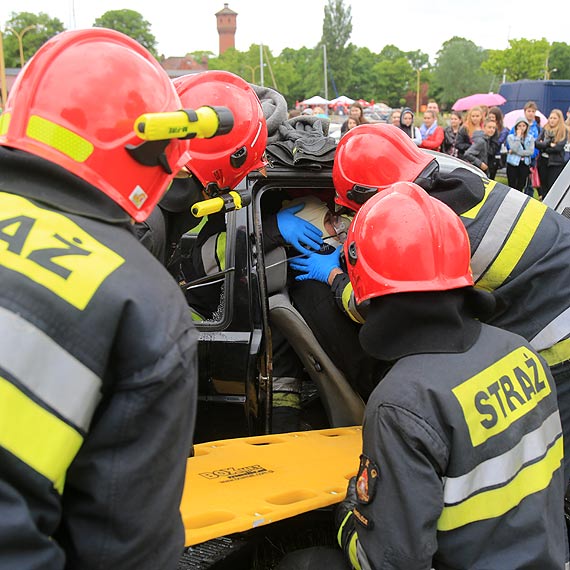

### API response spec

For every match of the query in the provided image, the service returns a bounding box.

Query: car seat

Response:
[264,246,365,427]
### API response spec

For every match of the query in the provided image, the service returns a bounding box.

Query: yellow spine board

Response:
[180,426,362,546]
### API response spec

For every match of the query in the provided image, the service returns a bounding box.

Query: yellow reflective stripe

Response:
[216,232,226,272]
[348,532,362,570]
[476,198,546,292]
[0,112,11,136]
[337,510,352,547]
[342,282,363,324]
[540,338,570,367]
[26,115,94,162]
[461,178,496,220]
[272,392,301,409]
[0,375,83,494]
[438,436,563,531]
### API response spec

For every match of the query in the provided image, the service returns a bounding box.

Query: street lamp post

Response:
[0,32,6,108]
[8,25,37,68]
[416,68,421,116]
[244,64,260,83]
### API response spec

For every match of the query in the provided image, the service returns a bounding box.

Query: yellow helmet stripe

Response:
[26,115,94,162]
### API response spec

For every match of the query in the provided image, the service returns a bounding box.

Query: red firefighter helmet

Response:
[0,28,191,222]
[333,123,434,211]
[173,71,268,193]
[344,181,473,303]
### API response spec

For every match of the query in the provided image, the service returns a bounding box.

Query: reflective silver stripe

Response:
[0,306,102,431]
[531,306,570,351]
[443,411,561,505]
[201,234,222,275]
[470,190,527,281]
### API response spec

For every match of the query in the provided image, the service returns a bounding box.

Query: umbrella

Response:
[503,109,548,129]
[452,93,506,111]
[329,95,355,106]
[300,95,330,106]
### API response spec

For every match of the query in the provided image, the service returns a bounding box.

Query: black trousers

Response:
[506,162,530,192]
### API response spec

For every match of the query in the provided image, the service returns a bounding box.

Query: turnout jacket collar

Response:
[0,146,131,226]
[359,289,483,362]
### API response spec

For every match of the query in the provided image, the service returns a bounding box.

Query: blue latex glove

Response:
[289,247,342,284]
[276,203,323,254]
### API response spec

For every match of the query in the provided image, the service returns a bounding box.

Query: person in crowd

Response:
[462,118,496,172]
[419,109,444,151]
[342,116,358,136]
[295,123,570,493]
[535,109,569,199]
[506,117,535,192]
[0,28,198,570]
[398,107,422,145]
[455,106,484,158]
[441,110,462,157]
[313,105,329,119]
[340,102,366,136]
[279,182,568,570]
[389,108,402,126]
[426,99,440,116]
[487,106,509,179]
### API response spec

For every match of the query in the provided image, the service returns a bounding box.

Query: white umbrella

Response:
[301,95,330,106]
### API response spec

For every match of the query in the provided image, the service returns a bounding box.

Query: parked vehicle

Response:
[180,150,484,443]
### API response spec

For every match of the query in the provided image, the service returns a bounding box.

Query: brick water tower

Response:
[216,4,237,55]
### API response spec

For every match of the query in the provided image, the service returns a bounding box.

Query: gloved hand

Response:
[335,477,359,567]
[277,203,323,254]
[288,246,341,284]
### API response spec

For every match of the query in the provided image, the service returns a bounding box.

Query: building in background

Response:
[216,3,237,55]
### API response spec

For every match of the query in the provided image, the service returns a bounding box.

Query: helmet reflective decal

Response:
[129,186,148,209]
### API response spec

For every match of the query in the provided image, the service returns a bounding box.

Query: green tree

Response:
[371,57,415,108]
[548,42,570,79]
[93,9,157,56]
[482,38,550,82]
[432,37,493,108]
[320,0,352,96]
[344,46,380,100]
[2,12,64,68]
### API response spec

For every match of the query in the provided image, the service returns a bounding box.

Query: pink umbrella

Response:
[503,109,548,129]
[452,93,506,111]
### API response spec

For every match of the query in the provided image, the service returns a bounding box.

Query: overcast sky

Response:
[1,0,569,62]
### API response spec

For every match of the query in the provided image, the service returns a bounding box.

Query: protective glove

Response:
[278,121,305,142]
[288,246,341,284]
[276,203,323,254]
[335,477,360,568]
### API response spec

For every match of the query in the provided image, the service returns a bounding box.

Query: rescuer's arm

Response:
[55,321,198,570]
[337,403,448,569]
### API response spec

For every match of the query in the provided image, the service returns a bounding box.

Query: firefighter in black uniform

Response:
[0,30,198,569]
[280,182,568,569]
[297,122,570,488]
